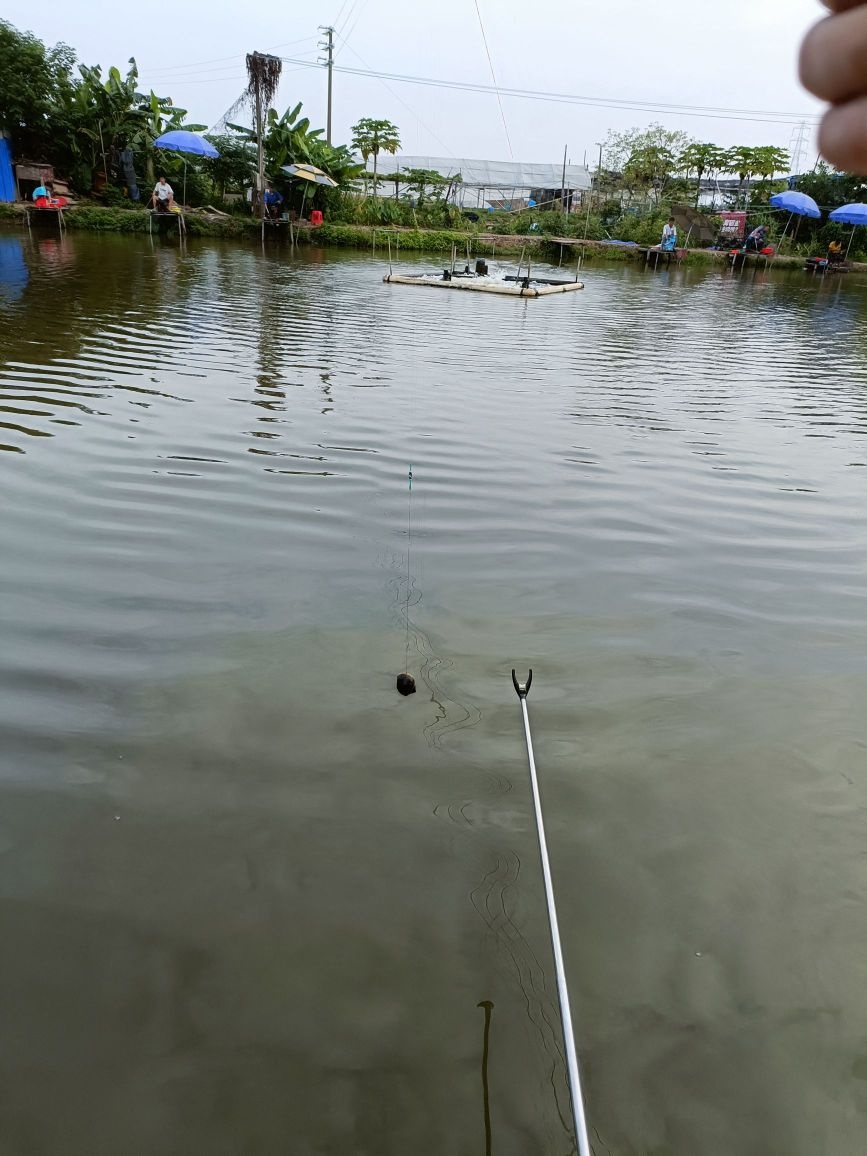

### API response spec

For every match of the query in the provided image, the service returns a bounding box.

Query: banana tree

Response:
[133,90,202,186]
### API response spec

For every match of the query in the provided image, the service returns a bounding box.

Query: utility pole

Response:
[255,85,264,222]
[319,26,334,146]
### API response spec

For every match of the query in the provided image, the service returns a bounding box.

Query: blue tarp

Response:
[0,136,15,203]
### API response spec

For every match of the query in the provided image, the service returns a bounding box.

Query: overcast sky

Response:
[6,0,827,167]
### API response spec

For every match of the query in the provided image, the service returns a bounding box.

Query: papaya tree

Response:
[350,117,401,196]
[679,142,729,207]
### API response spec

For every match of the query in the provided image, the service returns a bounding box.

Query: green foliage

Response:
[227,101,363,211]
[0,20,75,157]
[45,204,261,238]
[600,127,794,211]
[679,142,729,206]
[794,163,867,209]
[350,117,401,189]
[397,167,448,207]
[101,184,134,208]
[204,133,255,196]
[720,145,789,206]
[608,211,674,247]
[603,123,692,206]
[315,223,537,254]
[63,205,152,232]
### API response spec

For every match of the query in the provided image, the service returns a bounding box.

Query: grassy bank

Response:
[0,202,262,239]
[1,204,858,272]
[315,223,545,256]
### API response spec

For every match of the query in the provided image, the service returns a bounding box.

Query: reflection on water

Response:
[0,235,28,305]
[1,233,867,1155]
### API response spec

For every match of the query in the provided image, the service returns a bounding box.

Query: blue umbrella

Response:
[829,203,867,257]
[153,130,219,206]
[770,190,821,218]
[829,202,867,225]
[154,130,219,158]
[769,190,821,254]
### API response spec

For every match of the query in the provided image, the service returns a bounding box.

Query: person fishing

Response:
[660,217,678,252]
[744,224,769,253]
[151,175,174,212]
[264,182,284,219]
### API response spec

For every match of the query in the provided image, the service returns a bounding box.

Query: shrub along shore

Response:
[0,203,842,271]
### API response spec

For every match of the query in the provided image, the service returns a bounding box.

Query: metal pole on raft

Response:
[511,671,592,1156]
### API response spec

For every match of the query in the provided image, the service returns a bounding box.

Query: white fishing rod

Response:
[512,669,592,1156]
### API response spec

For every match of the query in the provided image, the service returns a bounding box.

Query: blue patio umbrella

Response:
[153,130,219,206]
[770,190,821,218]
[769,190,821,253]
[830,203,867,257]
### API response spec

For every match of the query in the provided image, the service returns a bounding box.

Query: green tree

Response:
[205,133,255,198]
[751,145,790,182]
[53,58,199,192]
[679,142,729,207]
[400,167,447,207]
[309,140,364,187]
[350,117,401,195]
[721,146,789,207]
[795,162,867,209]
[0,20,75,157]
[603,123,691,207]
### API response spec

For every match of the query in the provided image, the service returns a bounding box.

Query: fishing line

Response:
[396,463,417,697]
[405,463,412,674]
[471,0,514,159]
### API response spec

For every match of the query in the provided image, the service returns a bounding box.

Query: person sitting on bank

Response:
[660,217,678,252]
[263,183,284,219]
[31,182,65,208]
[151,176,174,212]
[744,224,769,252]
[828,239,845,264]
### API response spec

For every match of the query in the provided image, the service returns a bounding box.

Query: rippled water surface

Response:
[1,231,867,1155]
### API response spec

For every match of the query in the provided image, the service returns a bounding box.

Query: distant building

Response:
[372,154,592,210]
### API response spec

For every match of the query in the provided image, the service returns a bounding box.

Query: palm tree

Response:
[350,117,401,196]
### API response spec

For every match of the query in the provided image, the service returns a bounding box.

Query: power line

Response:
[335,0,363,39]
[331,0,354,34]
[337,0,372,51]
[140,37,318,80]
[333,32,458,160]
[279,55,820,126]
[471,0,513,159]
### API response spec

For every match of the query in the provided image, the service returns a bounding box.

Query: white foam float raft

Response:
[383,270,585,298]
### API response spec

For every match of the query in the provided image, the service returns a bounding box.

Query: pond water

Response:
[1,231,866,1156]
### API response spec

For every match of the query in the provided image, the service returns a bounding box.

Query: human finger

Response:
[821,1,867,13]
[800,7,867,102]
[817,97,867,170]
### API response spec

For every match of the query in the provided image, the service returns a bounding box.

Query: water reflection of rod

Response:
[511,670,591,1156]
[477,1000,494,1156]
